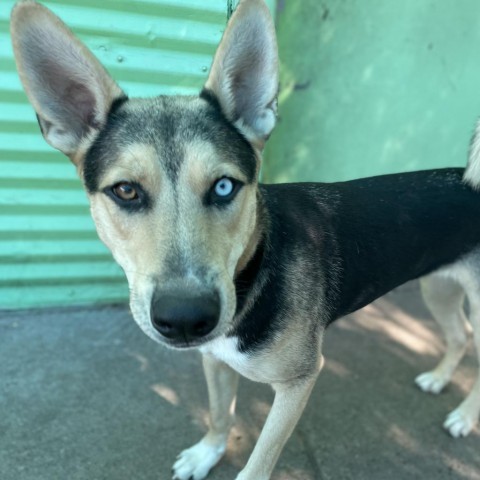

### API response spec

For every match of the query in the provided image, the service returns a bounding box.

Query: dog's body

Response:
[10,1,480,479]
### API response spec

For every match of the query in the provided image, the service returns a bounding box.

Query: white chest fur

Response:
[200,336,261,382]
[200,336,291,384]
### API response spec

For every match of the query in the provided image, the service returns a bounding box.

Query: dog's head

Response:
[10,0,278,348]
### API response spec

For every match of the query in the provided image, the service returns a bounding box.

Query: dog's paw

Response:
[444,406,477,438]
[172,438,226,480]
[414,371,449,394]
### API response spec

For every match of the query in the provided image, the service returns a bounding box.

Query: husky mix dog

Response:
[10,0,480,478]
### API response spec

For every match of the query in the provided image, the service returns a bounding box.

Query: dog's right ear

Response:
[10,0,124,164]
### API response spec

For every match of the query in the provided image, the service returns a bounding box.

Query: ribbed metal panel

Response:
[0,0,238,309]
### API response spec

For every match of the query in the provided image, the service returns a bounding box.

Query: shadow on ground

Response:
[0,280,479,480]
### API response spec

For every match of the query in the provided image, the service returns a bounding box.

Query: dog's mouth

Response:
[155,333,217,350]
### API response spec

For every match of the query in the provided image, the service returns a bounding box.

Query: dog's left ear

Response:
[204,0,278,149]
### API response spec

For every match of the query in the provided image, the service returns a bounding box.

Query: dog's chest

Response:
[200,336,274,383]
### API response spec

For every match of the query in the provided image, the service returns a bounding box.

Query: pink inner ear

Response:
[38,57,97,125]
[230,48,264,120]
[65,83,99,129]
[19,29,99,135]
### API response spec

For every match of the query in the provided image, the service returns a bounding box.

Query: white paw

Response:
[172,438,226,480]
[415,371,448,394]
[444,407,477,438]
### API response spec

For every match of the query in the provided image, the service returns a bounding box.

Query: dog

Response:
[10,0,480,478]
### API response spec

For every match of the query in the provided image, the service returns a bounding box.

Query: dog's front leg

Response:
[236,356,324,480]
[172,354,239,480]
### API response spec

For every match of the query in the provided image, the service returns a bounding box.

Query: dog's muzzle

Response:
[150,290,220,344]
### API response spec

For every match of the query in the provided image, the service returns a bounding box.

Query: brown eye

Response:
[112,182,138,201]
[104,181,149,212]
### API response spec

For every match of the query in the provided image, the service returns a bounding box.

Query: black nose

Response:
[150,291,220,342]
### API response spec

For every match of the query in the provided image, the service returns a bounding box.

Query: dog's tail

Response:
[464,118,480,189]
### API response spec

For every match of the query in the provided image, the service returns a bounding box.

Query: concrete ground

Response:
[1,281,479,480]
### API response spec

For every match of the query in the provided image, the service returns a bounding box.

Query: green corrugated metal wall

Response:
[1,0,276,309]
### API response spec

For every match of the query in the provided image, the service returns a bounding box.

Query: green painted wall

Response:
[264,0,480,183]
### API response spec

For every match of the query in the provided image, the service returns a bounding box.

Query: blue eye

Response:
[206,177,243,207]
[214,178,234,197]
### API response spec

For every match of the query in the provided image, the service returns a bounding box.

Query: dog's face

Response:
[84,96,261,347]
[11,0,278,348]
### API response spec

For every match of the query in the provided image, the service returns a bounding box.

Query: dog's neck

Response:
[234,187,268,274]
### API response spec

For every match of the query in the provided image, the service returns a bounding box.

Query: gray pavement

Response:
[1,281,479,480]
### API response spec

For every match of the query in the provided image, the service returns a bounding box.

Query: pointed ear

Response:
[10,0,125,163]
[204,0,279,149]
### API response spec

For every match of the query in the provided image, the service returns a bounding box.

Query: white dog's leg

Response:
[236,356,323,480]
[444,277,480,437]
[416,274,469,394]
[172,355,239,480]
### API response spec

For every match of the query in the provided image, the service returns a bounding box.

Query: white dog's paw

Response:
[415,371,449,394]
[172,438,226,480]
[443,407,478,438]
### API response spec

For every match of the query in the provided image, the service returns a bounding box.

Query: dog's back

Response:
[328,167,480,317]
